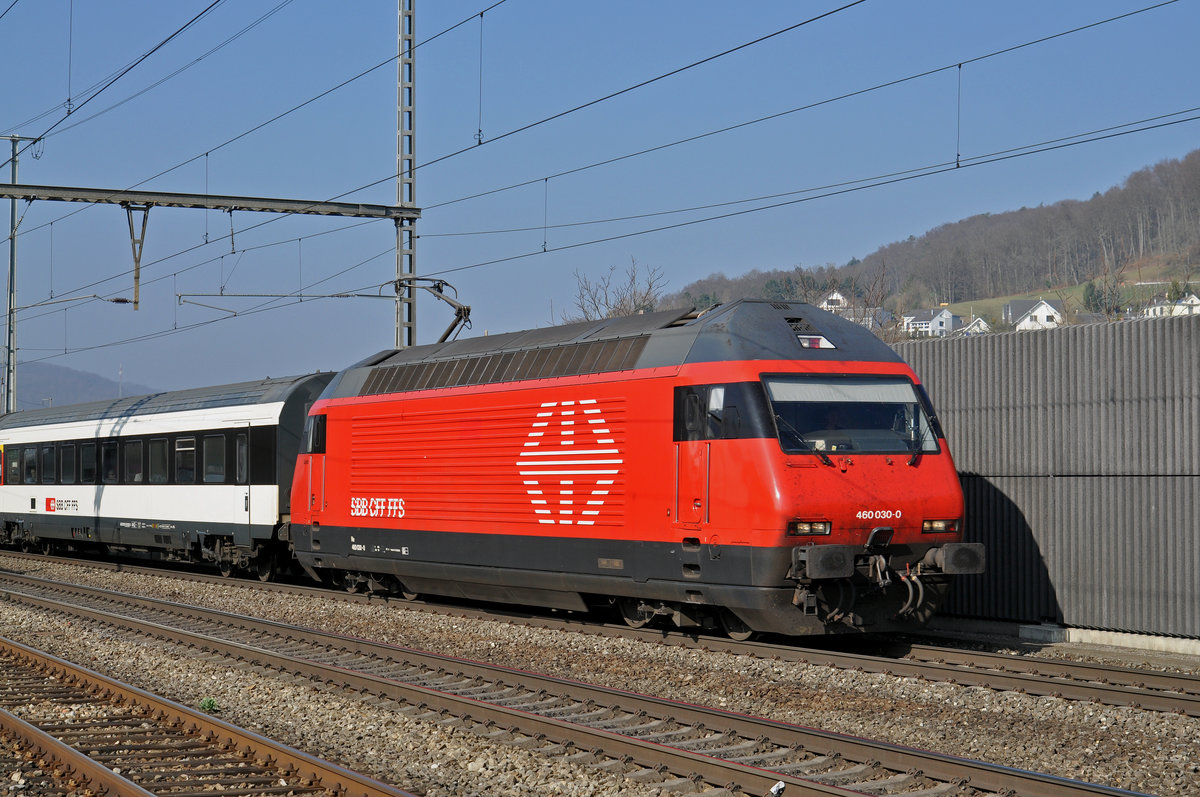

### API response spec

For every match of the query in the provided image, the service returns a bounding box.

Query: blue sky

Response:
[2,0,1197,397]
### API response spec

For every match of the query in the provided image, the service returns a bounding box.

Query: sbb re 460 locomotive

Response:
[0,300,983,637]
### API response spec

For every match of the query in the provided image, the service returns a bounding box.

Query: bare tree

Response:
[564,258,667,321]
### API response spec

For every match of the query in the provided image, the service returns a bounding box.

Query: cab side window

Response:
[305,414,326,454]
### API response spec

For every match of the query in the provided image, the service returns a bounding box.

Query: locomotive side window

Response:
[764,375,940,456]
[101,442,119,483]
[41,445,56,484]
[203,435,225,483]
[124,441,144,483]
[175,438,196,483]
[61,443,76,484]
[22,448,37,484]
[304,414,326,454]
[707,387,725,439]
[80,443,97,483]
[149,439,169,483]
[674,383,765,442]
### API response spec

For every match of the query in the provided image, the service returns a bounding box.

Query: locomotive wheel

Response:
[618,599,652,629]
[719,608,755,641]
[366,574,394,595]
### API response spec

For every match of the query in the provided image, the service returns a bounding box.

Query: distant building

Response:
[1004,299,1065,330]
[901,308,960,337]
[954,316,992,336]
[818,290,849,312]
[1143,292,1200,318]
[817,290,891,331]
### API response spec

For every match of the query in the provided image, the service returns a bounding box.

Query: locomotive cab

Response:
[759,372,984,631]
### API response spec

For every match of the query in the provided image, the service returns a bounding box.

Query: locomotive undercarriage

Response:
[777,539,986,634]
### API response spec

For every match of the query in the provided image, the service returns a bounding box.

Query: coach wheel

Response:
[254,553,276,583]
[618,599,653,629]
[40,539,54,556]
[20,538,33,554]
[718,608,755,642]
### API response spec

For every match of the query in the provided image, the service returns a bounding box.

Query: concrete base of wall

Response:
[927,617,1200,657]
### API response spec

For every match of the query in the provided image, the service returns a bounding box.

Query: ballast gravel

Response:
[3,558,1199,796]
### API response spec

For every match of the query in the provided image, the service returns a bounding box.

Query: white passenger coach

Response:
[0,374,330,578]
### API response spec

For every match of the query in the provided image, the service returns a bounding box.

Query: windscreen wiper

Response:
[775,414,834,467]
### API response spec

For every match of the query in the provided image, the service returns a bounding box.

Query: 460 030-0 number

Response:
[856,509,901,520]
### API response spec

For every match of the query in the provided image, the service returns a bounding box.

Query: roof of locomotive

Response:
[0,373,333,431]
[326,299,903,400]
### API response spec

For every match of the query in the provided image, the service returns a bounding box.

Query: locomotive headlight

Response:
[922,519,960,533]
[787,520,831,536]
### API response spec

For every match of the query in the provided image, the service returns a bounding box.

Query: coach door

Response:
[235,430,250,538]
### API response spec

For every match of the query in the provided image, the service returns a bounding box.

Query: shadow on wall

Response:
[942,474,1061,625]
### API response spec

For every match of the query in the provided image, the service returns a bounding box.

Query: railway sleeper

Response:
[802,762,881,784]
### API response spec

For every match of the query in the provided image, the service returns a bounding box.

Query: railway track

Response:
[6,552,1196,719]
[0,569,1152,797]
[0,633,417,797]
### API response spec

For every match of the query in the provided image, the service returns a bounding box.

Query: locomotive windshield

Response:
[764,375,940,457]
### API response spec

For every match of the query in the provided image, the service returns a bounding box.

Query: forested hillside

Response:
[662,149,1200,315]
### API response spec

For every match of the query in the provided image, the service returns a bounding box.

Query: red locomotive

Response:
[290,299,983,636]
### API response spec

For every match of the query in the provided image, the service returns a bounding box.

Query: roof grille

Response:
[360,335,649,396]
[786,316,819,334]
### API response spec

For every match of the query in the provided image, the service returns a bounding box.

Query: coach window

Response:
[41,445,56,484]
[236,434,248,484]
[203,434,225,483]
[80,443,97,483]
[60,443,76,484]
[175,438,195,483]
[149,438,168,484]
[124,441,144,483]
[22,448,37,484]
[101,442,119,483]
[6,448,21,485]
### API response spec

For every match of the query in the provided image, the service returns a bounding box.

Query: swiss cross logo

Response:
[45,497,55,512]
[518,399,621,526]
